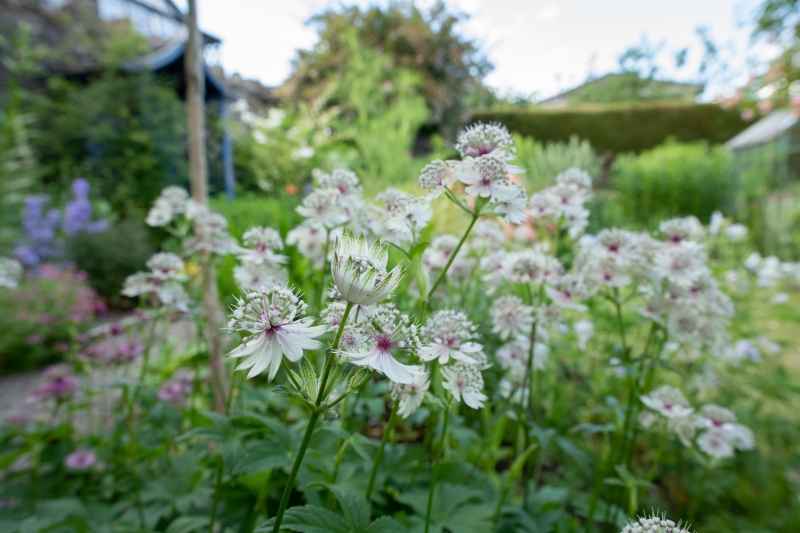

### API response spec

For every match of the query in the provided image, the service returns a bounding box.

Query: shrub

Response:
[514,134,603,191]
[471,103,750,153]
[0,264,104,373]
[67,219,154,303]
[609,139,733,227]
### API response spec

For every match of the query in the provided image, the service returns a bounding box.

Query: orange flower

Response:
[285,184,299,195]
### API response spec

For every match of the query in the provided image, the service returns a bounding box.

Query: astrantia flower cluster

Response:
[621,511,694,533]
[234,226,288,290]
[226,286,326,380]
[122,252,190,311]
[526,168,592,238]
[331,232,405,306]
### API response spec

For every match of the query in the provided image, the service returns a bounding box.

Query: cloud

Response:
[538,5,560,22]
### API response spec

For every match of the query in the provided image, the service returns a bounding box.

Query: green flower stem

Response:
[424,404,451,533]
[123,385,145,530]
[646,426,669,483]
[271,301,353,533]
[365,402,399,501]
[210,369,237,533]
[315,228,331,315]
[687,465,710,524]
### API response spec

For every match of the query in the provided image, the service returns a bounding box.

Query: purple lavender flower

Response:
[16,195,61,267]
[26,364,80,403]
[64,448,96,470]
[63,179,108,236]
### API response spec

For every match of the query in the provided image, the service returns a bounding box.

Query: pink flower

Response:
[26,333,46,345]
[157,371,195,406]
[55,341,70,352]
[64,449,96,470]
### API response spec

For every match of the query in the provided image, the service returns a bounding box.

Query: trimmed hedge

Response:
[470,103,751,153]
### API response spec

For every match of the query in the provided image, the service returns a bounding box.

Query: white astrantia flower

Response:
[697,427,735,459]
[503,250,547,284]
[233,262,287,291]
[376,188,414,213]
[692,403,737,429]
[419,310,483,365]
[390,372,430,418]
[546,274,589,311]
[145,186,189,227]
[499,368,528,406]
[555,168,592,191]
[640,385,694,419]
[225,286,327,380]
[0,257,23,289]
[423,235,463,270]
[527,191,558,219]
[495,336,548,373]
[337,308,424,384]
[490,295,534,340]
[239,226,287,266]
[441,361,488,409]
[725,223,748,242]
[296,188,348,228]
[547,183,586,213]
[493,184,529,224]
[122,272,155,297]
[455,122,515,159]
[564,206,591,239]
[287,221,328,269]
[659,216,704,245]
[654,246,707,287]
[456,155,511,201]
[479,250,507,294]
[183,207,241,255]
[331,232,405,306]
[638,410,658,429]
[621,511,695,533]
[318,168,362,196]
[155,282,191,312]
[385,197,433,243]
[419,159,455,196]
[146,252,186,281]
[722,422,755,451]
[320,301,348,331]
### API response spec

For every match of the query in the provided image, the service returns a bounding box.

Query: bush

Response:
[608,139,733,227]
[0,265,104,373]
[471,103,750,153]
[514,134,603,191]
[67,219,154,303]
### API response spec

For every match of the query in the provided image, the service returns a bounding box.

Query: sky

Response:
[176,0,775,101]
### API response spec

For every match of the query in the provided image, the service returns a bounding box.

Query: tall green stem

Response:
[123,385,146,530]
[424,406,451,533]
[315,228,331,314]
[210,371,237,532]
[138,307,160,385]
[365,403,399,501]
[271,302,353,533]
[687,466,710,524]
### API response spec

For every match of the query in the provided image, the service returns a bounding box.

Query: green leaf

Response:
[273,385,315,410]
[504,443,537,494]
[300,357,318,399]
[234,443,294,475]
[323,408,339,420]
[423,392,445,411]
[324,484,370,533]
[165,516,210,533]
[257,505,352,533]
[362,516,407,533]
[554,436,590,474]
[348,367,373,390]
[325,362,354,399]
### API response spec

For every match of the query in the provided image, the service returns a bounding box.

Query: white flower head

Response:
[555,168,592,191]
[0,257,23,289]
[621,511,695,533]
[697,427,735,459]
[146,252,186,281]
[659,216,704,245]
[296,188,348,228]
[455,122,515,159]
[490,295,534,340]
[640,385,694,419]
[391,372,430,418]
[493,184,529,224]
[287,221,328,269]
[573,319,594,350]
[385,197,433,243]
[419,159,455,196]
[337,308,424,384]
[504,250,562,285]
[239,226,287,266]
[692,403,737,429]
[423,235,463,270]
[709,210,724,235]
[546,274,589,311]
[419,310,483,365]
[668,416,697,447]
[331,232,405,305]
[441,361,488,409]
[456,155,511,201]
[725,223,748,242]
[471,219,507,251]
[654,246,707,287]
[225,286,327,380]
[318,168,362,196]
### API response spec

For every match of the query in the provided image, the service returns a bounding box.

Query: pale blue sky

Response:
[180,0,776,100]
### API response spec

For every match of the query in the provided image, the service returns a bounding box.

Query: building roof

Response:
[725,109,799,151]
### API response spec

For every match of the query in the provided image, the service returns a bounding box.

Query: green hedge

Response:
[470,103,751,153]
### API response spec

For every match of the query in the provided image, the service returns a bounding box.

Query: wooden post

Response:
[185,0,227,413]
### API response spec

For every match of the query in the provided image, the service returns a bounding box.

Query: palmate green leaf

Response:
[165,516,210,533]
[273,385,315,410]
[362,516,407,533]
[395,482,491,533]
[324,484,370,532]
[258,505,352,533]
[234,442,294,475]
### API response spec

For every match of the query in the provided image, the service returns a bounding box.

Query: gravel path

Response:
[0,317,197,428]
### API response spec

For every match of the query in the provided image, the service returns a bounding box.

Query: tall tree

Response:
[280,1,492,138]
